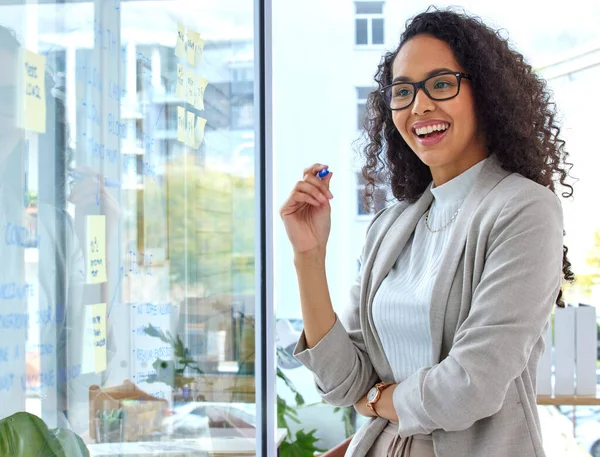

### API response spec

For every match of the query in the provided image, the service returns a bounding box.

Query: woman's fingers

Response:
[280,164,334,216]
[291,190,322,207]
[300,164,334,199]
[295,181,328,204]
[303,163,328,177]
[304,173,333,199]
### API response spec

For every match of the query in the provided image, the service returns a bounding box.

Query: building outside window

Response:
[356,171,388,216]
[355,1,385,46]
[356,86,373,130]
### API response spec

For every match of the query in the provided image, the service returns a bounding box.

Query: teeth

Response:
[415,123,449,136]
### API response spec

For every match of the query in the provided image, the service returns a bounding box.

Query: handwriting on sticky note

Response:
[187,70,195,105]
[186,29,200,65]
[175,22,186,57]
[186,111,195,147]
[195,116,207,148]
[23,49,46,133]
[177,107,185,143]
[176,64,185,98]
[196,37,206,63]
[92,303,107,373]
[86,215,107,284]
[195,76,209,110]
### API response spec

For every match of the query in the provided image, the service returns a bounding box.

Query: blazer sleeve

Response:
[293,208,390,407]
[392,185,564,435]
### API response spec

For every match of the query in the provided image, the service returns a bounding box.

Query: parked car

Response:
[557,405,600,457]
[163,402,256,438]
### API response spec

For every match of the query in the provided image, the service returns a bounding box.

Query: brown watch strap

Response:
[367,382,392,416]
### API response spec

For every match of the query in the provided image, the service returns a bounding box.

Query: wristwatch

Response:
[366,382,392,416]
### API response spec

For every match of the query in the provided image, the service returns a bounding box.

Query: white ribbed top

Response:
[372,159,487,383]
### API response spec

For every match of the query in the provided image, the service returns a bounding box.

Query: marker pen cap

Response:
[318,168,329,179]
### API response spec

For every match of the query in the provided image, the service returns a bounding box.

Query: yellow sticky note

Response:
[186,29,200,65]
[195,76,209,110]
[186,111,195,147]
[196,37,206,63]
[92,303,107,373]
[175,22,186,57]
[176,64,185,98]
[177,106,185,142]
[23,49,46,133]
[86,215,107,284]
[195,116,207,148]
[187,70,195,105]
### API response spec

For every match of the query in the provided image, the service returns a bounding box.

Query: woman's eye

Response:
[434,81,450,89]
[395,88,411,98]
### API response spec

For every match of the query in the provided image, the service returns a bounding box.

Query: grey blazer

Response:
[295,155,563,457]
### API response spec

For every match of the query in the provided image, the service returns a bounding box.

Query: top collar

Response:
[430,158,488,206]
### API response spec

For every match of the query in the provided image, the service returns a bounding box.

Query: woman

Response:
[279,8,574,457]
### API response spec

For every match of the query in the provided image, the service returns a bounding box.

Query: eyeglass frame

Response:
[379,71,472,111]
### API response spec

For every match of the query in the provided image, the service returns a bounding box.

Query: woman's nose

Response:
[411,88,435,115]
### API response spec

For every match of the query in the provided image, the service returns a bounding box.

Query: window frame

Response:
[354,1,385,48]
[356,86,372,130]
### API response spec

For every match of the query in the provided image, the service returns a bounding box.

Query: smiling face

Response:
[390,34,488,185]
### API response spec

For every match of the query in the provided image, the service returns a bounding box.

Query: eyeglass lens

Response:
[385,74,460,110]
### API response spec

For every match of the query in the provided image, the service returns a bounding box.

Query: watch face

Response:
[367,387,378,402]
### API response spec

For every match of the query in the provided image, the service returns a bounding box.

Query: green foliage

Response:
[143,324,203,388]
[333,406,356,438]
[562,228,600,301]
[0,412,89,457]
[25,190,38,208]
[278,395,300,429]
[280,430,326,457]
[277,344,357,455]
[277,362,325,456]
[95,408,124,425]
[277,363,304,407]
[143,156,256,293]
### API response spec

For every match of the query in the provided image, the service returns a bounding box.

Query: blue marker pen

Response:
[317,168,330,179]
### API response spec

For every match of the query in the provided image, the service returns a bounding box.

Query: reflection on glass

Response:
[0,0,261,454]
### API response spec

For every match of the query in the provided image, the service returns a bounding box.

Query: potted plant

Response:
[94,408,125,443]
[0,411,89,457]
[143,322,354,456]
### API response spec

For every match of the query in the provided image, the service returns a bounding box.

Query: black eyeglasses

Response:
[380,72,471,110]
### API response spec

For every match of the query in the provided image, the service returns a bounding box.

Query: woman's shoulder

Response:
[488,172,561,210]
[476,172,563,236]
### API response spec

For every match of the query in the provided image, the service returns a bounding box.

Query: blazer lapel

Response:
[363,188,434,380]
[429,155,512,363]
[366,187,433,309]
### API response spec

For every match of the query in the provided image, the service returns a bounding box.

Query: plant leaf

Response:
[277,367,305,405]
[280,429,326,457]
[143,324,170,344]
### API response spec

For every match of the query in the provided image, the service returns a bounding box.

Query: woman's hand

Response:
[280,163,334,255]
[354,392,378,418]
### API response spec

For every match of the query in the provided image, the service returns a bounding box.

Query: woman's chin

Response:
[413,149,450,168]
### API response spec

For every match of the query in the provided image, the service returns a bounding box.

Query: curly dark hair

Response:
[360,7,574,307]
